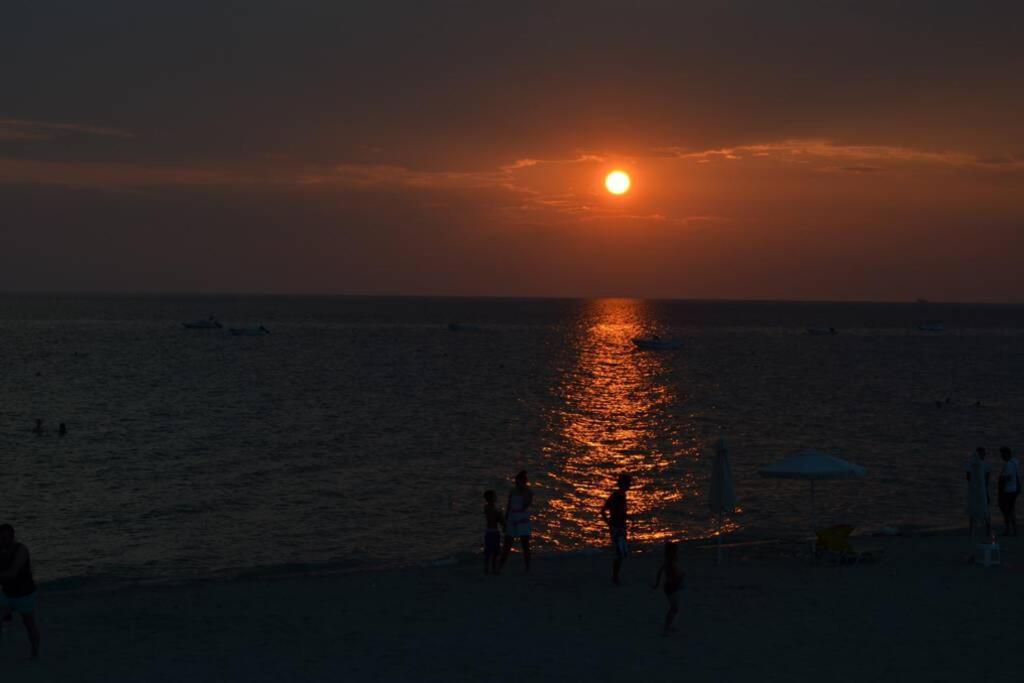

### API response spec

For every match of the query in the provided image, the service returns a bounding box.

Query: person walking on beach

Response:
[966,447,992,540]
[483,490,505,574]
[32,419,44,435]
[601,473,632,584]
[997,446,1020,537]
[652,541,684,636]
[499,471,533,573]
[0,524,41,659]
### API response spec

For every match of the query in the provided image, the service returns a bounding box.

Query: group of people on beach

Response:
[483,470,683,635]
[966,446,1020,538]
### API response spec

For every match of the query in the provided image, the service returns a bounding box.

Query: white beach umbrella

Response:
[967,454,989,544]
[758,449,866,537]
[708,438,738,564]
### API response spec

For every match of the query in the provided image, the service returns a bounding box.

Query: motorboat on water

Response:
[229,326,270,336]
[448,322,483,332]
[183,317,222,329]
[917,321,945,332]
[806,328,838,336]
[632,336,682,350]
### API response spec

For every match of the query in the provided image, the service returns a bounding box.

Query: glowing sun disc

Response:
[605,170,631,195]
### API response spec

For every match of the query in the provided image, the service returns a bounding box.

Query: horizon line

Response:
[0,289,1022,307]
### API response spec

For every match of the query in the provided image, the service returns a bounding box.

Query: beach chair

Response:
[815,525,882,564]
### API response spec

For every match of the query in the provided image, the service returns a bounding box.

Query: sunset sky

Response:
[3,1,1023,301]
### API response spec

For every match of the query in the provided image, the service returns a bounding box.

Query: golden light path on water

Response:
[535,299,725,551]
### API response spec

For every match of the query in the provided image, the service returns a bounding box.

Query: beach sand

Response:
[3,533,1021,682]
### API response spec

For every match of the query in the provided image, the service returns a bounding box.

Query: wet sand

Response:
[3,533,1021,682]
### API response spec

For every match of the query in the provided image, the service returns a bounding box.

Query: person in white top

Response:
[499,470,533,574]
[966,447,992,540]
[997,446,1020,536]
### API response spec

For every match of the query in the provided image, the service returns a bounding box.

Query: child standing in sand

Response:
[652,541,684,636]
[483,490,504,574]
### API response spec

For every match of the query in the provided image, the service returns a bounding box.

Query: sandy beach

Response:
[2,532,1020,682]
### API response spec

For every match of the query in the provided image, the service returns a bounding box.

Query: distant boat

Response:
[918,321,944,332]
[183,317,222,329]
[632,337,682,350]
[806,328,838,336]
[229,326,270,336]
[915,298,929,304]
[448,322,482,332]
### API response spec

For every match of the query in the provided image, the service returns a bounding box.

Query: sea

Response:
[2,294,1022,588]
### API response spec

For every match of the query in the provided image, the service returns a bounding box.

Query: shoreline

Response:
[32,522,972,599]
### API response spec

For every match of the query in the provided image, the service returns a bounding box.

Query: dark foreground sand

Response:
[3,534,1022,682]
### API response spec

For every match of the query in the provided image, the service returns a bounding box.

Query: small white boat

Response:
[229,326,270,336]
[806,328,838,336]
[632,337,682,350]
[183,318,222,329]
[918,321,944,332]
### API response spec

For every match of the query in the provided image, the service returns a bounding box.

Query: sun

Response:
[605,170,631,195]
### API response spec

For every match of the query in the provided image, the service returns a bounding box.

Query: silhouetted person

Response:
[58,423,67,437]
[32,419,44,435]
[483,490,504,575]
[0,524,40,659]
[966,447,992,539]
[652,541,684,636]
[998,447,1020,537]
[601,473,632,584]
[499,471,533,573]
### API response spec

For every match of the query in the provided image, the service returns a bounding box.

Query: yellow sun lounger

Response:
[815,525,883,563]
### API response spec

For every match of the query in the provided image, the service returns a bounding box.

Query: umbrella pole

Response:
[810,480,817,556]
[717,511,723,565]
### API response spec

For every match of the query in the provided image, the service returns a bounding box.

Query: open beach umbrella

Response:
[708,438,737,564]
[758,449,866,539]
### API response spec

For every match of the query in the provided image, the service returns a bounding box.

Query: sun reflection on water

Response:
[537,299,707,550]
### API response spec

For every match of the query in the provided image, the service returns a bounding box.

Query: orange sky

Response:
[2,2,1023,301]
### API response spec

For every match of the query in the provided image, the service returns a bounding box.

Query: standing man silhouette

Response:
[0,524,41,659]
[601,474,632,584]
[998,447,1020,536]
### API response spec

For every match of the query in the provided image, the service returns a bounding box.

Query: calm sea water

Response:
[2,295,1023,586]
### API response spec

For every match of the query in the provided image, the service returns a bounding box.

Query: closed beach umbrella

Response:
[967,453,988,543]
[759,449,866,539]
[709,438,738,563]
